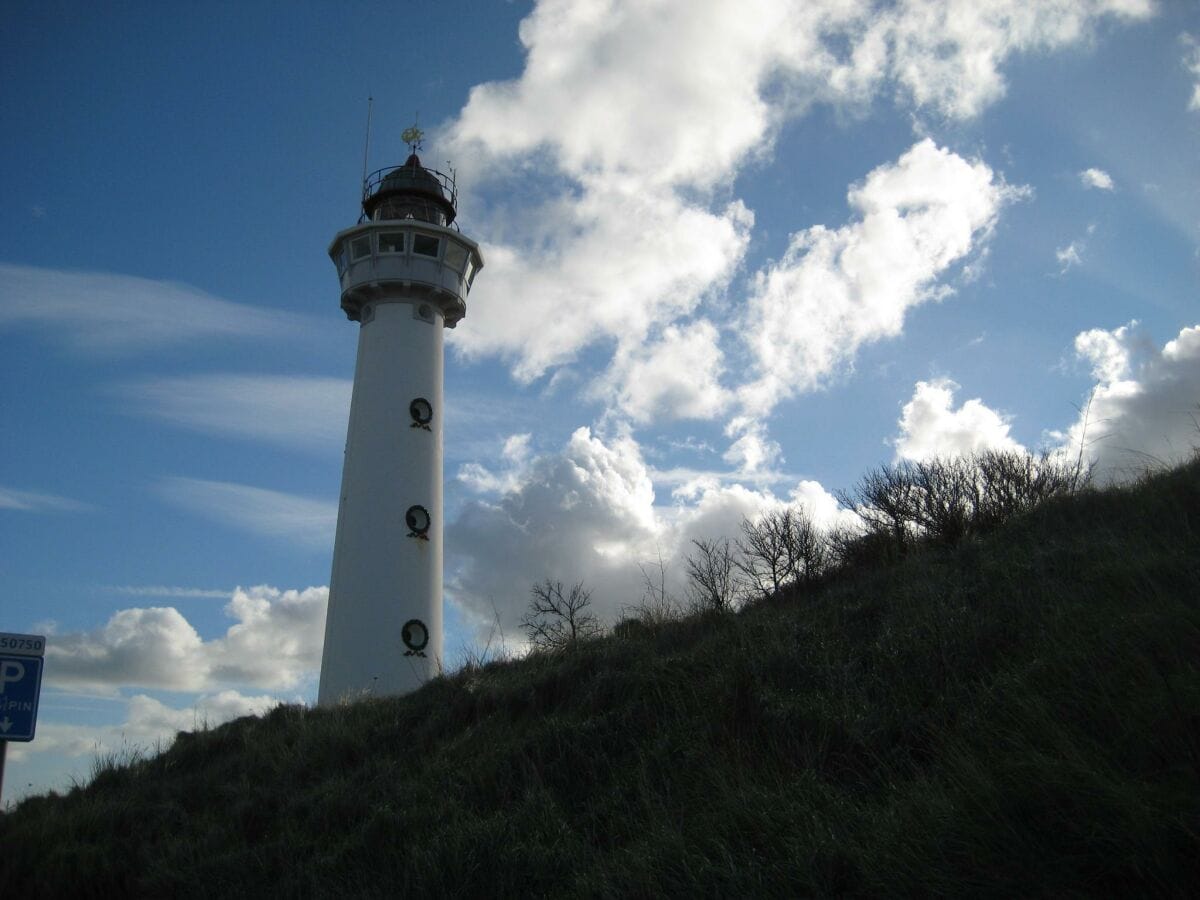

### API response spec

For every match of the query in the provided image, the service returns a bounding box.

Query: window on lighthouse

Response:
[444,242,468,273]
[412,234,441,258]
[379,232,405,254]
[350,236,371,260]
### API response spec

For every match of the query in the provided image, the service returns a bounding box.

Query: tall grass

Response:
[2,458,1197,897]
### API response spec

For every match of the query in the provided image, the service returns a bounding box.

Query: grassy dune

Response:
[2,459,1198,897]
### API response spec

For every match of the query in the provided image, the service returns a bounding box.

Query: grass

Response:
[2,459,1198,897]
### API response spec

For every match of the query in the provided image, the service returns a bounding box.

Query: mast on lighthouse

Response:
[318,126,483,705]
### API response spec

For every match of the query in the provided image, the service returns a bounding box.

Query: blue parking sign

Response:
[0,654,44,742]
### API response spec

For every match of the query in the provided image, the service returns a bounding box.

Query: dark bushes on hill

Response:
[835,449,1091,557]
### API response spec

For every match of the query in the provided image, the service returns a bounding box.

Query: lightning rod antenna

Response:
[361,96,374,194]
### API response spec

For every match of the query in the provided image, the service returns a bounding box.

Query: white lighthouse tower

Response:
[318,130,483,705]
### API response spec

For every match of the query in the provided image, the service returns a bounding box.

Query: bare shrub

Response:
[521,580,601,652]
[736,508,828,602]
[910,456,979,546]
[975,449,1092,528]
[625,552,684,628]
[836,463,921,557]
[837,450,1094,559]
[788,511,830,589]
[684,537,741,613]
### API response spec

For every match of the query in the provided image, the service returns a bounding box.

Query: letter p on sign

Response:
[0,659,25,693]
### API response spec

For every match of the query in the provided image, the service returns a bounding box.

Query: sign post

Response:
[0,632,46,809]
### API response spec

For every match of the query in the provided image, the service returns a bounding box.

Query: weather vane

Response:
[402,120,424,154]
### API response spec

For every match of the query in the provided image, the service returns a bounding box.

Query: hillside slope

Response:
[2,461,1198,897]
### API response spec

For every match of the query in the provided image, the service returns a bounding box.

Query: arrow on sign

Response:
[0,716,12,733]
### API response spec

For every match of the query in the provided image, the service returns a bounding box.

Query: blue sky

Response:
[2,0,1198,803]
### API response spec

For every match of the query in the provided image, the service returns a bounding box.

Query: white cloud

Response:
[46,606,209,692]
[117,375,351,453]
[594,321,731,424]
[43,585,327,693]
[447,426,849,642]
[1074,321,1137,382]
[451,0,789,190]
[458,433,534,494]
[788,479,860,532]
[449,428,659,630]
[874,0,1153,119]
[449,187,753,382]
[738,139,1024,418]
[156,478,337,548]
[1080,167,1115,190]
[1056,240,1085,272]
[0,263,318,354]
[451,0,1152,184]
[1182,33,1200,111]
[206,586,328,689]
[894,378,1023,461]
[722,419,784,475]
[1056,322,1200,481]
[443,0,1143,407]
[0,486,90,513]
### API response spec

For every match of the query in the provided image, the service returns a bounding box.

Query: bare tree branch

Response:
[521,579,601,652]
[685,537,740,613]
[735,508,828,602]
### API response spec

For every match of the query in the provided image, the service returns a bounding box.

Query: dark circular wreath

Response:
[405,504,431,535]
[409,397,433,427]
[401,618,429,653]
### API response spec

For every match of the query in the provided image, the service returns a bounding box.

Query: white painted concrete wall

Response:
[318,298,445,703]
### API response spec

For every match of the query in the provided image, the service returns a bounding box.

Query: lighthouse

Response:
[318,129,483,705]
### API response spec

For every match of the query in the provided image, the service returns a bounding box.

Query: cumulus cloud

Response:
[594,321,731,424]
[451,0,1151,183]
[738,139,1024,418]
[449,427,660,633]
[207,586,328,688]
[870,0,1153,118]
[450,0,791,190]
[46,606,208,693]
[458,433,534,494]
[116,375,351,453]
[894,378,1023,461]
[0,263,318,354]
[447,427,848,642]
[722,419,784,475]
[0,486,90,513]
[1056,322,1200,481]
[157,478,337,548]
[449,188,753,382]
[1074,321,1137,382]
[44,585,327,693]
[1080,167,1115,190]
[443,0,1144,403]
